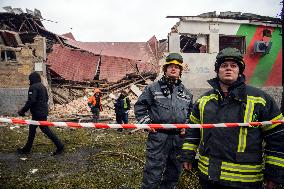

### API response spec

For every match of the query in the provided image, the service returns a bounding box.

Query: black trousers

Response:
[116,112,128,124]
[141,133,183,189]
[91,108,100,123]
[23,116,63,151]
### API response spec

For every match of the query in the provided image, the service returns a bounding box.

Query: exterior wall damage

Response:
[0,36,46,88]
[166,12,282,89]
[0,36,50,115]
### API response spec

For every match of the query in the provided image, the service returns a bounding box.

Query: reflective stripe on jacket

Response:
[182,77,284,188]
[123,97,130,110]
[134,79,193,124]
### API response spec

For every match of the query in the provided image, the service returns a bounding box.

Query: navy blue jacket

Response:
[19,72,48,118]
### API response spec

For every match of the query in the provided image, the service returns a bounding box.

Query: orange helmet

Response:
[94,88,101,94]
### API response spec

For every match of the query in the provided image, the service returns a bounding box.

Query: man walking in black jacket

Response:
[17,72,64,156]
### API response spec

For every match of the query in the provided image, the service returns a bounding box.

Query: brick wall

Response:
[0,88,28,116]
[0,37,46,88]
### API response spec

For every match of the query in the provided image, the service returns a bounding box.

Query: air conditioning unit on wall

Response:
[254,41,272,54]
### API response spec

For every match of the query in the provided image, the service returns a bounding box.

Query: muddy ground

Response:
[1,122,283,189]
[0,123,200,189]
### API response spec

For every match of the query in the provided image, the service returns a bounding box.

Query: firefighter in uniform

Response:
[181,48,284,189]
[135,53,193,189]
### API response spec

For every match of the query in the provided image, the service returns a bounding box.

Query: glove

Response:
[264,180,278,189]
[18,110,25,116]
[137,115,151,124]
[88,103,94,109]
[137,115,154,132]
[180,128,186,136]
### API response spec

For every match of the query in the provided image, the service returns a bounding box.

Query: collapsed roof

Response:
[0,11,65,52]
[47,35,159,82]
[0,10,161,83]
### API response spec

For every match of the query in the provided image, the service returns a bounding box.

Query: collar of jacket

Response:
[158,76,183,96]
[159,75,181,86]
[207,75,247,102]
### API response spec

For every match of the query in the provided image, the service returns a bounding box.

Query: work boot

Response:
[52,146,64,156]
[17,148,31,155]
[117,128,123,132]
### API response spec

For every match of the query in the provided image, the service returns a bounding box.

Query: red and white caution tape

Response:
[0,117,283,129]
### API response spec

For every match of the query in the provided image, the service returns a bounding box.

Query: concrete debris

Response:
[49,85,147,123]
[108,93,116,99]
[49,72,155,122]
[130,84,142,97]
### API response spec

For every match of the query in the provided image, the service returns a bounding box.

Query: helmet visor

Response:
[164,60,184,68]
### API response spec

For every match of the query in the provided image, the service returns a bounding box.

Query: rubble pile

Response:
[49,73,154,122]
[50,97,89,118]
[49,88,143,123]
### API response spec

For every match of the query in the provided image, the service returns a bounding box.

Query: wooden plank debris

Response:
[50,73,156,122]
[130,84,142,97]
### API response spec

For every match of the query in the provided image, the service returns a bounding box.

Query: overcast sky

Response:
[1,0,282,42]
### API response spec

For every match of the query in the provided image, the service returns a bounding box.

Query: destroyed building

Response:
[166,11,282,89]
[2,8,281,118]
[0,9,63,115]
[0,8,161,116]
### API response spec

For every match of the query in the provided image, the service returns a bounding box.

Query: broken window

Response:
[0,50,17,62]
[219,35,246,53]
[180,34,208,53]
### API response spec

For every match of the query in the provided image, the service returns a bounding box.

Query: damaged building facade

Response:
[0,8,161,116]
[0,11,53,115]
[167,11,282,89]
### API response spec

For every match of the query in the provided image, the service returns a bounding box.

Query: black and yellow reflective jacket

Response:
[181,77,284,188]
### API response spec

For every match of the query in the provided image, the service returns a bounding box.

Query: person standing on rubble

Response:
[181,48,284,189]
[88,88,103,123]
[17,72,64,156]
[134,52,193,189]
[115,90,131,132]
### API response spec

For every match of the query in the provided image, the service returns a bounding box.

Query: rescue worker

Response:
[135,52,193,189]
[181,48,284,189]
[115,91,131,131]
[88,88,103,123]
[17,72,64,155]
